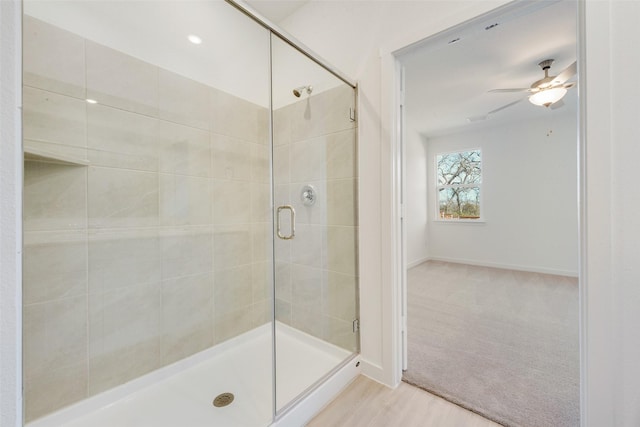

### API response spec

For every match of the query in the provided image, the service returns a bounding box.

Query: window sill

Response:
[432,219,486,224]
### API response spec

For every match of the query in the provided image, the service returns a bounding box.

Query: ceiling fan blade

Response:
[467,115,488,123]
[467,98,523,123]
[563,82,577,89]
[487,98,523,115]
[550,99,565,110]
[552,61,577,84]
[488,88,531,93]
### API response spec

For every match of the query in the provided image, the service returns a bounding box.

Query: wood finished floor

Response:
[307,375,500,427]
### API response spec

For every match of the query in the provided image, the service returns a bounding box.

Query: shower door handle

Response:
[276,205,296,240]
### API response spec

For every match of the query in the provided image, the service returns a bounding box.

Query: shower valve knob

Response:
[301,185,317,206]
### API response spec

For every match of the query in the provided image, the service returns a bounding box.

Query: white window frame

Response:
[434,148,483,222]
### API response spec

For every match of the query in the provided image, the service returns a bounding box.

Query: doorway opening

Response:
[393,1,581,425]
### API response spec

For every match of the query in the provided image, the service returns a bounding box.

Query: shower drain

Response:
[213,392,234,407]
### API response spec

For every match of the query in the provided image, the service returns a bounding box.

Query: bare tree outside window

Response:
[436,150,482,220]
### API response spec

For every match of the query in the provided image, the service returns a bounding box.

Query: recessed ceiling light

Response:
[86,99,98,104]
[188,34,202,45]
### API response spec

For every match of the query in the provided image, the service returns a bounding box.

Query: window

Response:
[436,149,482,220]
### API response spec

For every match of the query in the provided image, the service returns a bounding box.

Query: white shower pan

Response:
[27,322,359,427]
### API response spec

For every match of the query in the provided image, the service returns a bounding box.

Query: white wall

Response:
[0,1,23,426]
[608,1,640,423]
[424,112,578,276]
[405,128,429,267]
[281,0,640,424]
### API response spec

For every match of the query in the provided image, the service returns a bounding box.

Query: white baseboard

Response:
[359,359,399,388]
[427,256,579,278]
[406,256,431,269]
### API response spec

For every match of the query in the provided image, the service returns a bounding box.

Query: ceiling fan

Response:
[468,59,577,122]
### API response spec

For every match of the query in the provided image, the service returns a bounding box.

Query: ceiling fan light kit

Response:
[485,58,577,115]
[527,59,568,107]
[529,86,567,107]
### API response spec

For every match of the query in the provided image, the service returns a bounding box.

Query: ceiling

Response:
[399,0,577,137]
[245,0,310,23]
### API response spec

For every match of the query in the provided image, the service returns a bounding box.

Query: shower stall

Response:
[21,1,359,426]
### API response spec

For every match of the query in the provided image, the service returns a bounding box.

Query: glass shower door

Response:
[270,35,359,413]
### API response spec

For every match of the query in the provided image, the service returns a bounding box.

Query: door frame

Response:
[379,1,588,425]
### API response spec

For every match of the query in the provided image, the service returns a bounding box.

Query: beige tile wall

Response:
[22,16,271,421]
[273,85,359,353]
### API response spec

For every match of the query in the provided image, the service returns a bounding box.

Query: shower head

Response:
[293,85,313,97]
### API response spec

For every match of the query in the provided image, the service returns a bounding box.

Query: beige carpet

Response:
[403,261,579,427]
